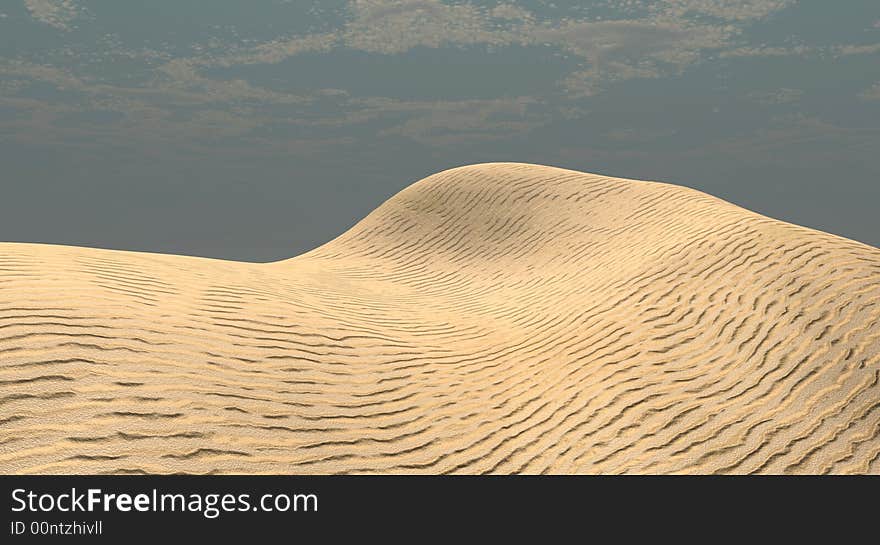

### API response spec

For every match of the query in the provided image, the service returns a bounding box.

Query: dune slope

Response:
[1,163,879,474]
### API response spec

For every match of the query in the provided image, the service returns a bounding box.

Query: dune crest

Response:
[1,163,879,474]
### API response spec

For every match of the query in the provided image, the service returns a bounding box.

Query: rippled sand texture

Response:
[2,163,879,474]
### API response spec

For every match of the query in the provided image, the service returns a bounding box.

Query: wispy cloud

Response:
[720,41,880,59]
[658,0,794,21]
[719,44,813,58]
[559,113,880,167]
[24,0,80,30]
[340,0,539,54]
[4,0,879,155]
[860,82,880,101]
[534,18,733,95]
[367,96,548,145]
[172,1,742,100]
[748,87,804,105]
[833,43,880,56]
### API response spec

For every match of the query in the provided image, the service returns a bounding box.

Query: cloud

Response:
[559,114,880,168]
[24,0,79,30]
[533,18,732,95]
[341,0,514,54]
[702,113,880,162]
[833,43,880,56]
[658,0,794,21]
[748,87,804,105]
[532,19,724,61]
[154,59,310,105]
[719,44,813,58]
[720,41,880,59]
[345,96,550,146]
[327,1,739,97]
[860,82,880,101]
[0,59,312,151]
[489,4,534,23]
[205,34,337,68]
[3,0,873,158]
[128,0,791,106]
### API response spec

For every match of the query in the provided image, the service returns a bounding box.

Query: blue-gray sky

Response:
[2,1,878,261]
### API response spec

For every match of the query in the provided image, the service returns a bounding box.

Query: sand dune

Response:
[1,163,879,474]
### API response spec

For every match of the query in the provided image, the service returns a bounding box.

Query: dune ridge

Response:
[1,162,879,474]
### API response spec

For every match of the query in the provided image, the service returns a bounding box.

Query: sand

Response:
[1,163,878,474]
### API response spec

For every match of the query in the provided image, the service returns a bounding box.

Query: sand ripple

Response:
[1,163,879,474]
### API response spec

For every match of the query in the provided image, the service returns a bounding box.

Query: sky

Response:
[1,0,878,262]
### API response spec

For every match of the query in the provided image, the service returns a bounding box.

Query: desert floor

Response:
[1,163,879,474]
